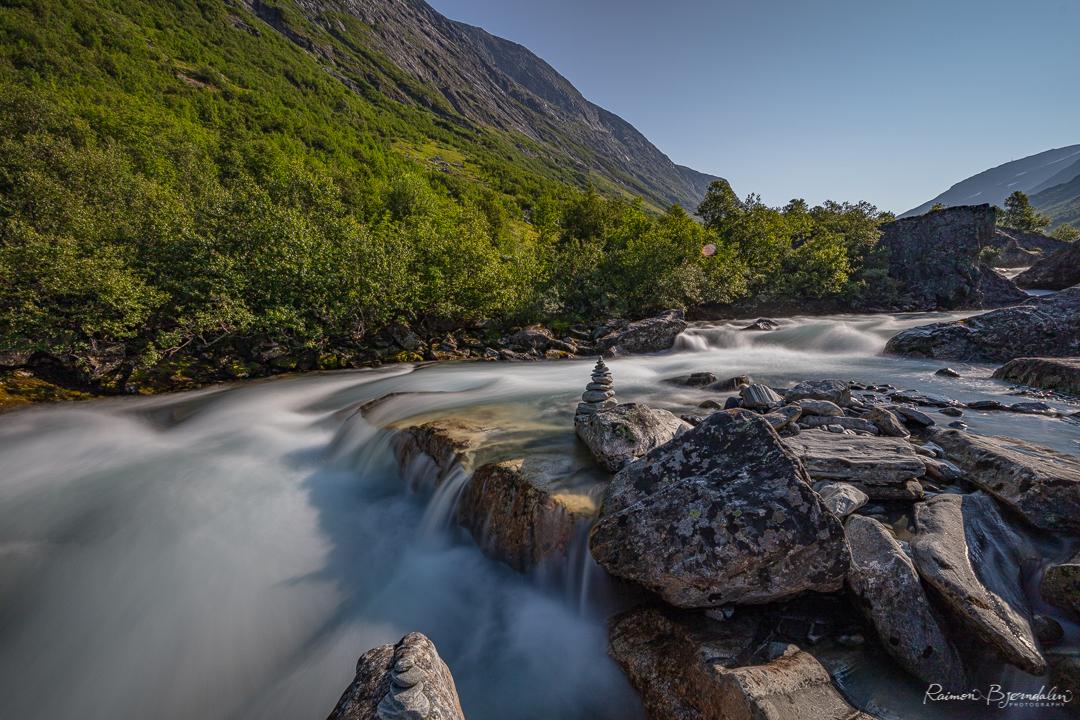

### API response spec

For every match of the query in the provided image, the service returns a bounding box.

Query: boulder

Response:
[508,324,554,351]
[927,428,1080,532]
[596,310,687,356]
[1041,552,1080,618]
[935,367,961,378]
[994,237,1043,268]
[705,374,753,392]
[1015,240,1080,291]
[784,380,851,406]
[763,405,802,431]
[739,383,782,410]
[457,457,596,572]
[782,431,925,485]
[794,399,844,418]
[864,407,909,437]
[327,632,464,720]
[993,357,1080,395]
[590,410,848,607]
[815,482,868,518]
[893,406,935,428]
[740,318,780,332]
[910,493,1045,675]
[575,403,690,473]
[663,371,718,387]
[845,515,966,688]
[878,205,1027,309]
[884,286,1080,362]
[608,607,872,720]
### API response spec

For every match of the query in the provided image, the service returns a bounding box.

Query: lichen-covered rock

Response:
[596,309,687,356]
[457,457,596,572]
[1015,240,1080,291]
[575,403,689,473]
[993,356,1080,395]
[608,607,872,720]
[910,493,1045,675]
[928,428,1080,532]
[845,515,966,688]
[327,632,464,720]
[884,286,1080,362]
[784,380,851,406]
[1041,552,1080,618]
[782,431,925,485]
[590,410,848,607]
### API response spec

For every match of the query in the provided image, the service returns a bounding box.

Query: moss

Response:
[0,371,93,413]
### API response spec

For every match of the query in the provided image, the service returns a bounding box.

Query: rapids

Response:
[1,311,1078,720]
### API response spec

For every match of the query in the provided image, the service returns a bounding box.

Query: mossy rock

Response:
[0,371,93,412]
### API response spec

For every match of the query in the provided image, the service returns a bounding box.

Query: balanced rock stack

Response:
[576,358,617,416]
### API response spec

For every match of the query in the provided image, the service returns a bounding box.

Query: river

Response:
[1,312,1078,720]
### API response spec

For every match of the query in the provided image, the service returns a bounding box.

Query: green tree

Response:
[1050,224,1080,243]
[1000,191,1051,233]
[930,202,946,212]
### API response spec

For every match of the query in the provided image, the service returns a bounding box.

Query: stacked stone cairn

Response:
[576,358,617,417]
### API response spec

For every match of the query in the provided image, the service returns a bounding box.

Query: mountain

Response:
[903,144,1080,217]
[249,0,717,210]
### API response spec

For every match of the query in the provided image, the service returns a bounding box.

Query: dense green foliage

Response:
[0,0,894,389]
[1051,224,1080,243]
[1000,191,1051,233]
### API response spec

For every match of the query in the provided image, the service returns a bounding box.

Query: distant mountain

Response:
[253,0,718,210]
[903,145,1080,218]
[1031,172,1080,229]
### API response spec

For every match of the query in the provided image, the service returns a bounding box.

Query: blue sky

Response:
[428,0,1079,213]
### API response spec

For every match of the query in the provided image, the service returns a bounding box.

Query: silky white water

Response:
[1,312,1078,720]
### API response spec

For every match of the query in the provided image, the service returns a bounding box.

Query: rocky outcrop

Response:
[910,493,1045,675]
[993,237,1043,268]
[590,410,848,607]
[1041,552,1080,618]
[1015,241,1080,291]
[607,608,872,720]
[327,632,464,720]
[457,457,595,572]
[992,227,1068,255]
[845,516,966,688]
[596,310,687,356]
[884,286,1080,362]
[392,420,494,487]
[878,205,1028,309]
[928,428,1080,532]
[993,356,1080,395]
[575,403,689,473]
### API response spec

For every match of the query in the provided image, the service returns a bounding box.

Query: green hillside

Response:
[1033,173,1080,230]
[0,0,890,393]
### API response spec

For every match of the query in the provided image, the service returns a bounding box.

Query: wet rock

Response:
[864,406,910,437]
[596,309,687,356]
[815,482,868,518]
[940,407,964,417]
[800,416,879,435]
[457,457,595,572]
[723,396,741,410]
[740,318,780,332]
[782,431,926,485]
[784,380,851,406]
[889,390,962,408]
[947,421,968,430]
[928,428,1080,532]
[910,492,1045,675]
[794,399,844,418]
[935,367,961,378]
[608,607,872,720]
[1034,614,1065,645]
[1009,401,1058,416]
[706,374,753,392]
[392,420,493,487]
[994,357,1080,395]
[327,632,464,720]
[698,399,724,410]
[966,399,1008,411]
[663,371,717,387]
[845,515,966,688]
[1041,552,1080,618]
[884,286,1080,362]
[1047,653,1080,697]
[590,410,848,607]
[1015,239,1080,291]
[575,403,690,473]
[739,383,782,410]
[893,406,935,428]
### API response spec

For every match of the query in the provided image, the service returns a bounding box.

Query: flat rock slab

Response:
[327,632,464,720]
[993,357,1080,395]
[591,410,848,607]
[457,456,595,572]
[783,431,926,485]
[608,607,872,720]
[845,515,966,688]
[928,428,1080,532]
[910,492,1045,675]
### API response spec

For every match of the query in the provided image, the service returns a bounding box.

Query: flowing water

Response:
[1,311,1079,720]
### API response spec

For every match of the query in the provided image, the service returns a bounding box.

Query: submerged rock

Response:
[327,632,464,720]
[608,607,872,720]
[575,403,689,473]
[884,286,1080,362]
[845,515,966,688]
[928,428,1080,532]
[596,309,687,356]
[910,493,1045,675]
[590,410,848,607]
[993,357,1080,395]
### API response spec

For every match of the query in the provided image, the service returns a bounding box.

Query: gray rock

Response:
[590,410,848,607]
[597,309,687,356]
[327,632,464,720]
[935,367,961,378]
[940,407,964,417]
[1009,401,1058,416]
[580,389,614,403]
[575,357,617,417]
[508,324,554,351]
[763,405,802,430]
[847,479,925,501]
[784,380,851,406]
[845,515,966,688]
[884,286,1080,362]
[740,318,780,332]
[994,357,1080,395]
[815,482,868,518]
[922,457,964,483]
[608,607,872,720]
[739,383,783,410]
[782,431,926,485]
[794,399,844,418]
[889,391,962,408]
[864,407,910,437]
[800,416,879,435]
[706,374,753,392]
[1042,552,1080,619]
[928,428,1080,532]
[893,406,935,428]
[663,371,717,387]
[910,493,1045,675]
[1015,238,1080,291]
[575,403,689,473]
[966,400,1008,411]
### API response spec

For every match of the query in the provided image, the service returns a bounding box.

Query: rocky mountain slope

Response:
[259,0,717,210]
[1031,172,1080,229]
